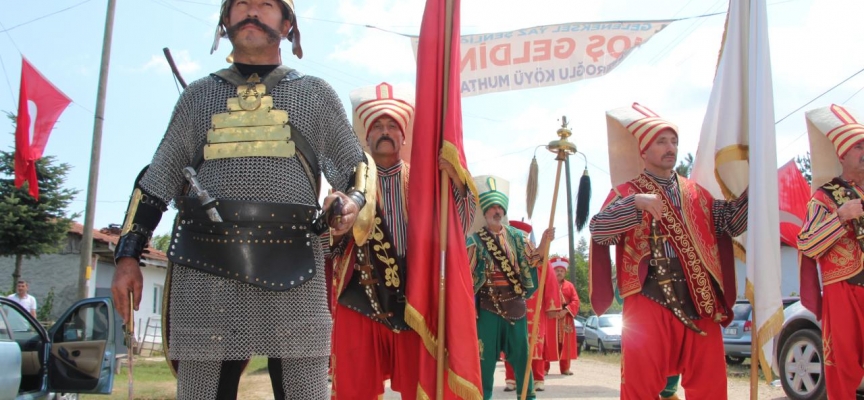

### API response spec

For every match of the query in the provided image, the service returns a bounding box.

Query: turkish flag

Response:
[14,57,71,200]
[405,0,483,398]
[777,159,810,248]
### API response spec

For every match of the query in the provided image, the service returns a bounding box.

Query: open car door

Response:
[47,297,116,395]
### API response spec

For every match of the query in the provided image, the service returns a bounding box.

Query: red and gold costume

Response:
[330,83,475,399]
[545,257,579,375]
[504,221,561,390]
[798,104,864,399]
[589,103,746,400]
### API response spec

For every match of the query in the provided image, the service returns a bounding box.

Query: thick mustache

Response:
[663,152,676,158]
[228,18,281,39]
[376,136,396,147]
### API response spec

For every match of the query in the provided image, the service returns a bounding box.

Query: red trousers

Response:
[621,294,727,400]
[504,360,546,382]
[544,358,571,375]
[822,281,864,399]
[331,304,420,399]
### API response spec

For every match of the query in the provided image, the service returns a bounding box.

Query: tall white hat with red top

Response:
[806,104,864,192]
[350,82,416,162]
[605,103,679,186]
[549,256,570,271]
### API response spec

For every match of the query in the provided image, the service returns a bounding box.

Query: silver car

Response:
[582,314,622,353]
[772,300,864,400]
[0,297,117,400]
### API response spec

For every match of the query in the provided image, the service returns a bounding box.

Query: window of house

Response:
[153,285,163,315]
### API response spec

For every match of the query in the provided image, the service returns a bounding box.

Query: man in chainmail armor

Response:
[111,1,368,398]
[329,83,476,399]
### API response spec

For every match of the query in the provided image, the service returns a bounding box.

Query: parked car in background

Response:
[0,297,117,400]
[582,314,622,353]
[772,300,864,400]
[723,297,799,365]
[573,317,585,355]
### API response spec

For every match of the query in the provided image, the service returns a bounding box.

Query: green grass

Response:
[81,356,271,400]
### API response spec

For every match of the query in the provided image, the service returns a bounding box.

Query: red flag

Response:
[405,0,483,398]
[14,57,71,200]
[777,159,810,248]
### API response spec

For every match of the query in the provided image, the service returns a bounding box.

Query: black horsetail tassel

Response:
[575,168,591,232]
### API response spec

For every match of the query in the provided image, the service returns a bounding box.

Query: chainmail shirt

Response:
[140,69,364,361]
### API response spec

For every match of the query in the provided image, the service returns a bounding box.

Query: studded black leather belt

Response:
[168,197,318,291]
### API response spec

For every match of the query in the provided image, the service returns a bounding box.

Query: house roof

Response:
[69,222,168,263]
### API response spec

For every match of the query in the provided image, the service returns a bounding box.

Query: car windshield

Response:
[732,303,752,321]
[599,315,622,328]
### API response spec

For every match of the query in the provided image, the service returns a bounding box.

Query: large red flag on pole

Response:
[777,159,810,248]
[405,0,483,398]
[14,57,71,200]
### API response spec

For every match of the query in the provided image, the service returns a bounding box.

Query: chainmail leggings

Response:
[176,356,329,399]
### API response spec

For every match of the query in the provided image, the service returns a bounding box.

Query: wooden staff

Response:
[162,47,187,89]
[435,0,456,398]
[521,118,575,400]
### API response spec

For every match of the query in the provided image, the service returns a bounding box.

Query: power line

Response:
[0,52,15,108]
[775,66,864,125]
[0,0,95,33]
[151,0,212,27]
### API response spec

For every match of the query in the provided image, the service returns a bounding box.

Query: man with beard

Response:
[329,83,475,399]
[589,103,747,399]
[466,176,554,400]
[546,256,578,376]
[111,1,367,398]
[798,104,864,399]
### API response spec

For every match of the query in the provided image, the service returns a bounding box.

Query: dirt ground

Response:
[234,356,789,399]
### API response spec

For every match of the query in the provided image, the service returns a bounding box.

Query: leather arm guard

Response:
[114,166,168,263]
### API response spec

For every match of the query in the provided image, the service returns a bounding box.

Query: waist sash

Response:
[169,196,318,291]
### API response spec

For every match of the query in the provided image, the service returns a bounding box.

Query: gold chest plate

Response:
[205,81,295,160]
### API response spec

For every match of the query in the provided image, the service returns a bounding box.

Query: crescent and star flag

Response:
[404,0,483,398]
[777,159,810,248]
[689,0,783,382]
[14,57,71,200]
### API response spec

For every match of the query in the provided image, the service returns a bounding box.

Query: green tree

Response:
[0,113,80,292]
[796,151,812,185]
[675,152,695,178]
[151,234,170,253]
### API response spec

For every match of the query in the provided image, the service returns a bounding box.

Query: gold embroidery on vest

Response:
[478,228,524,295]
[370,216,400,288]
[634,174,717,317]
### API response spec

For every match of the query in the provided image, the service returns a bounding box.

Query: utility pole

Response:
[78,0,117,300]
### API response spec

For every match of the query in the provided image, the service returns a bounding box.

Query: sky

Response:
[1,0,863,257]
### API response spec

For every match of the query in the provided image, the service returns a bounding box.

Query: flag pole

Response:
[521,117,576,400]
[78,0,116,300]
[750,307,758,400]
[435,0,455,398]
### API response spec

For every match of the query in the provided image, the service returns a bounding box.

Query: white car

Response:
[773,300,864,400]
[0,297,117,400]
[582,314,622,353]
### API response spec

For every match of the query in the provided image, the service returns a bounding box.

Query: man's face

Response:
[16,281,27,295]
[840,141,864,176]
[366,116,403,159]
[225,0,291,53]
[484,204,505,229]
[641,130,678,173]
[554,267,566,282]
